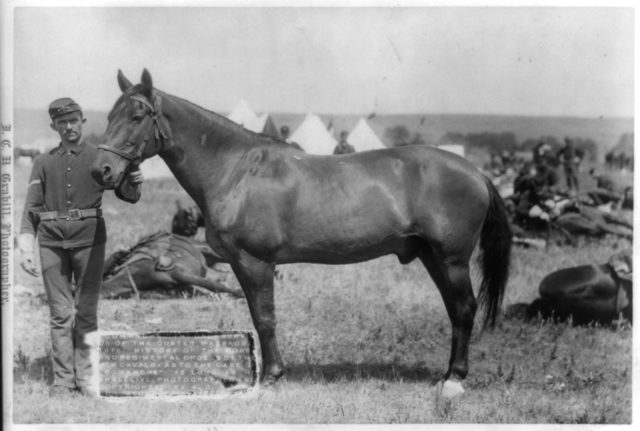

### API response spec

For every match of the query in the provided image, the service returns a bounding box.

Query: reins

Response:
[98,93,171,164]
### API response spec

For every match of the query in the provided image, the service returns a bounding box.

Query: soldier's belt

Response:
[38,208,102,222]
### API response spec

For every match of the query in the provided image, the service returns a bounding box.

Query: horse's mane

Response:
[164,92,299,152]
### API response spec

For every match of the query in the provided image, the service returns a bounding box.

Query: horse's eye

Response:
[130,115,144,123]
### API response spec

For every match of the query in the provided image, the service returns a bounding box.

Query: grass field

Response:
[10,162,633,424]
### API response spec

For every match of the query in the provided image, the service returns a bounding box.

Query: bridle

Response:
[98,93,171,164]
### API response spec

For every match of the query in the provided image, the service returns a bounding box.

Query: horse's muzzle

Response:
[91,159,123,189]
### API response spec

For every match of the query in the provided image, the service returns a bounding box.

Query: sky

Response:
[9,3,636,118]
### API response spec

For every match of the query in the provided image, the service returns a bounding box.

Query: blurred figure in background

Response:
[556,137,581,193]
[333,130,355,155]
[587,168,622,208]
[280,125,303,151]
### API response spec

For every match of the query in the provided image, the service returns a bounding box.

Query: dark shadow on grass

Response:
[283,362,442,384]
[14,355,54,385]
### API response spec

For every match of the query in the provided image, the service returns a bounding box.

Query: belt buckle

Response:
[68,209,82,220]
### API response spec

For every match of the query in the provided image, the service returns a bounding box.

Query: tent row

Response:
[227,99,280,138]
[226,99,386,155]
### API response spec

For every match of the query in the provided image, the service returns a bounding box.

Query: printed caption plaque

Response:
[98,331,259,398]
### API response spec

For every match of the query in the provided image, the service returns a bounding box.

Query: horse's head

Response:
[171,200,201,238]
[92,69,172,188]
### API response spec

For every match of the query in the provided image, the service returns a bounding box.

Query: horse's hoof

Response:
[258,384,279,400]
[438,379,465,399]
[261,373,280,387]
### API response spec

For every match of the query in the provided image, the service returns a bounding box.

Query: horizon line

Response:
[13,106,635,122]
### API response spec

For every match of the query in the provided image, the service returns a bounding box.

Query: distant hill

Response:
[15,108,632,160]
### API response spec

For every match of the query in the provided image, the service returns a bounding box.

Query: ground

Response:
[9,163,633,424]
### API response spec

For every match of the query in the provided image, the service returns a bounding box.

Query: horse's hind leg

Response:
[420,248,477,396]
[230,251,283,385]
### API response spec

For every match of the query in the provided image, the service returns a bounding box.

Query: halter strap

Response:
[98,93,171,163]
[97,144,140,162]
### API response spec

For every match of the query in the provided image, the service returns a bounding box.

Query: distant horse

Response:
[92,69,512,397]
[101,231,243,299]
[14,147,41,163]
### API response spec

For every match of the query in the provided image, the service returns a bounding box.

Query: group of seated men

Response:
[502,159,632,238]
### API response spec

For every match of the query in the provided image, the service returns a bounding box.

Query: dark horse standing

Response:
[92,70,512,397]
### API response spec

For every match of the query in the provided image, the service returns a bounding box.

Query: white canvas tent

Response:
[227,99,263,132]
[437,144,466,158]
[290,113,337,155]
[139,156,173,179]
[326,119,338,141]
[347,118,385,152]
[256,113,280,138]
[228,99,280,138]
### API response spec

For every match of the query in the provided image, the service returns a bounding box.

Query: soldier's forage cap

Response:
[48,97,82,120]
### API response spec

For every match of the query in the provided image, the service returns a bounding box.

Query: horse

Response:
[14,147,42,163]
[101,231,243,299]
[92,69,512,397]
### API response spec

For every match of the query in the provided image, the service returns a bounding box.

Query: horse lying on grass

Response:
[92,69,512,398]
[101,231,243,299]
[507,249,632,325]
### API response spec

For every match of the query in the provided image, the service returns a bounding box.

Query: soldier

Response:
[556,137,581,193]
[17,98,144,397]
[333,130,355,155]
[280,125,303,151]
[588,168,622,207]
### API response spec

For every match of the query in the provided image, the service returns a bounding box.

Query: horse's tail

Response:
[477,175,512,328]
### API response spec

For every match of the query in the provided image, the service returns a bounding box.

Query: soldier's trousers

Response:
[39,244,105,389]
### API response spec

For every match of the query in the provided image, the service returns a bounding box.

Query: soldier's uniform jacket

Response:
[19,141,141,249]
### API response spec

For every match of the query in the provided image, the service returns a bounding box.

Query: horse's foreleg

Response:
[420,251,476,397]
[231,252,283,385]
[171,270,244,298]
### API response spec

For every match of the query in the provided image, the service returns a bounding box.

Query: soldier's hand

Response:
[20,251,39,277]
[17,233,39,277]
[127,169,144,185]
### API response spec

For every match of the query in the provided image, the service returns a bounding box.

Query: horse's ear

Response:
[117,69,133,92]
[141,68,153,99]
